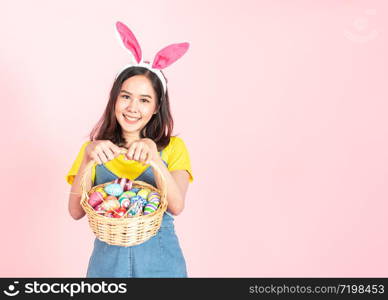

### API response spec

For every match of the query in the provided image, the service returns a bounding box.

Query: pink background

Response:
[1,0,387,277]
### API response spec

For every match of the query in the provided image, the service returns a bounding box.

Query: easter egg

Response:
[148,191,160,198]
[148,192,161,203]
[143,201,159,215]
[127,201,143,216]
[101,196,120,211]
[114,177,126,188]
[113,207,127,218]
[137,188,151,199]
[119,197,131,209]
[149,198,160,205]
[104,195,118,201]
[120,191,137,199]
[104,210,114,218]
[148,191,160,196]
[94,204,106,215]
[94,187,108,198]
[104,183,123,197]
[113,177,133,191]
[130,187,140,194]
[129,195,142,204]
[140,196,148,206]
[124,181,133,191]
[88,191,104,208]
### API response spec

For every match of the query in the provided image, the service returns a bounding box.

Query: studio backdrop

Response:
[0,0,387,277]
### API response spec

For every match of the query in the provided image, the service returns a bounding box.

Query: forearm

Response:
[68,157,92,220]
[151,156,185,216]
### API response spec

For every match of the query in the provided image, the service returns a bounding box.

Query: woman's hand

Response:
[125,138,158,165]
[85,140,125,165]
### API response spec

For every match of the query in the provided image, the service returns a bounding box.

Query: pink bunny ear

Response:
[152,42,190,69]
[115,21,142,63]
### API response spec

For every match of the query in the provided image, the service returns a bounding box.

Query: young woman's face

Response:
[115,75,158,137]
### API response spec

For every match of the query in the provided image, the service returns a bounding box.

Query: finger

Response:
[144,152,151,164]
[112,146,127,160]
[111,142,125,156]
[90,148,102,164]
[109,144,120,156]
[133,143,144,161]
[126,143,138,160]
[91,153,102,165]
[99,149,110,163]
[100,146,114,161]
[100,149,113,163]
[115,146,126,156]
[93,144,107,164]
[97,152,107,164]
[127,143,141,160]
[120,147,129,159]
[139,149,148,164]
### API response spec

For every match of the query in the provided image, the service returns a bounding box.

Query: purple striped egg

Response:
[143,201,160,215]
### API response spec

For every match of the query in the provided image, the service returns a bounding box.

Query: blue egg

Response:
[129,195,147,211]
[130,187,141,194]
[130,195,141,204]
[138,196,147,206]
[104,183,123,197]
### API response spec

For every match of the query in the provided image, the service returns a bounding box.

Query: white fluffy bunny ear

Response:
[152,42,190,69]
[115,21,142,63]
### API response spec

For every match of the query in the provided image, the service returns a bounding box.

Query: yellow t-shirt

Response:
[65,136,194,185]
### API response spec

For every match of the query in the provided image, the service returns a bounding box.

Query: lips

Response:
[123,114,141,124]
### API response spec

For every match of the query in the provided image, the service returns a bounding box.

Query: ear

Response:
[152,42,189,69]
[115,21,142,63]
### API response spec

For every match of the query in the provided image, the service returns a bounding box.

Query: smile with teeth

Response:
[123,114,141,123]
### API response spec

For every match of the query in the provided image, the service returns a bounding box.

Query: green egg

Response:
[120,191,136,199]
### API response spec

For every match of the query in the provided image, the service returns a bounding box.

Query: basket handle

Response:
[80,149,167,205]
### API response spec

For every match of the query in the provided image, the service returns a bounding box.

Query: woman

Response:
[65,22,193,277]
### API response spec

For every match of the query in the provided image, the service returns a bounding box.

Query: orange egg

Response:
[101,196,120,211]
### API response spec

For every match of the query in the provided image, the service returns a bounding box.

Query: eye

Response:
[121,95,130,99]
[141,99,150,103]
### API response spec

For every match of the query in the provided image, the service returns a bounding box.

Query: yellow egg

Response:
[95,187,108,198]
[137,188,151,199]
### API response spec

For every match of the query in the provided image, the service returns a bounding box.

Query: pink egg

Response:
[88,192,104,208]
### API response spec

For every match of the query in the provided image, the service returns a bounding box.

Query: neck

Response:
[123,131,141,147]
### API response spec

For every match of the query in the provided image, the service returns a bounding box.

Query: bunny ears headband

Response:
[114,21,190,93]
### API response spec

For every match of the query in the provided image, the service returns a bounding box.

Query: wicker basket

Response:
[80,149,168,247]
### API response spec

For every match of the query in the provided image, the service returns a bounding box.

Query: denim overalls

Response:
[86,151,187,278]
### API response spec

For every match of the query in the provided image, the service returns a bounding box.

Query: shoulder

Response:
[74,140,93,160]
[82,140,92,148]
[78,140,92,152]
[161,136,193,182]
[161,136,192,166]
[163,136,188,153]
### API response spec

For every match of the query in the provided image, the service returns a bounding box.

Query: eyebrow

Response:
[120,90,152,99]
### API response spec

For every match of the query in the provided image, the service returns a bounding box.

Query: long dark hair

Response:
[88,66,174,151]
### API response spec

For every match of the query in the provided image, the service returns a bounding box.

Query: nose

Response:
[125,98,139,112]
